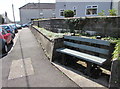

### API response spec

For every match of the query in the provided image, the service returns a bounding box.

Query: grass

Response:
[33,25,119,44]
[33,26,64,39]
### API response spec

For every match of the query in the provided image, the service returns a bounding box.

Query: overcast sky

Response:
[0,0,55,21]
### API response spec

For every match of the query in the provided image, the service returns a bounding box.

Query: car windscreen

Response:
[1,26,10,30]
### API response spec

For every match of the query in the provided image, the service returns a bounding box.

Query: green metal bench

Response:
[56,36,113,76]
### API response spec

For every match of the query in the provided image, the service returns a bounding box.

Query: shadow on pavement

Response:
[53,61,110,88]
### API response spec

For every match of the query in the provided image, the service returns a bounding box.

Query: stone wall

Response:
[109,59,120,89]
[30,26,63,62]
[33,16,120,38]
[33,18,69,33]
[82,17,120,38]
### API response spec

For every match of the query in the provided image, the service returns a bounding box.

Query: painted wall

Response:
[20,9,55,24]
[55,1,112,18]
[119,1,120,15]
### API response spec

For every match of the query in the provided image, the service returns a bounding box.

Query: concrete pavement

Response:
[1,28,79,87]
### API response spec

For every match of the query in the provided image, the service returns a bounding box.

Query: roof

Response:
[19,3,55,9]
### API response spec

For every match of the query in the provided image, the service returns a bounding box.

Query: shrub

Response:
[64,10,74,18]
[108,9,117,16]
[98,10,105,16]
[113,39,120,60]
[98,9,117,16]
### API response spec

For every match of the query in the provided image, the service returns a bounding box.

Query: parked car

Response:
[0,34,8,54]
[0,25,15,39]
[0,25,14,33]
[16,24,22,29]
[0,27,13,44]
[0,28,9,55]
[7,24,18,33]
[22,23,29,28]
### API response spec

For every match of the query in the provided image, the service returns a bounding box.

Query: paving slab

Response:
[8,58,34,80]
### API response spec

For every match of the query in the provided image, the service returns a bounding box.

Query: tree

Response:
[64,10,74,18]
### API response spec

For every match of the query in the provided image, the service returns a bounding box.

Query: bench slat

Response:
[64,36,110,46]
[56,48,107,65]
[64,41,109,55]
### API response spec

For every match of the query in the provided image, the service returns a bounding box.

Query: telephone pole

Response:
[12,4,16,25]
[38,0,41,19]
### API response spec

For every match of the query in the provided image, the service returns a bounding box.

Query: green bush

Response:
[113,39,120,60]
[98,10,105,16]
[98,9,117,16]
[108,9,117,16]
[64,10,74,18]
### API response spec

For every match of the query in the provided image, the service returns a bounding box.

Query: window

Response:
[86,8,97,15]
[52,13,55,17]
[86,5,98,15]
[60,10,64,16]
[73,7,77,15]
[74,10,76,15]
[40,13,43,16]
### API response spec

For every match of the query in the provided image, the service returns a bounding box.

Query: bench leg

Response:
[91,65,102,78]
[61,54,67,65]
[84,63,102,78]
[84,62,92,76]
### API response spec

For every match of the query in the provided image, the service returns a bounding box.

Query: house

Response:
[19,3,55,24]
[0,12,11,24]
[55,0,120,18]
[112,0,120,15]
